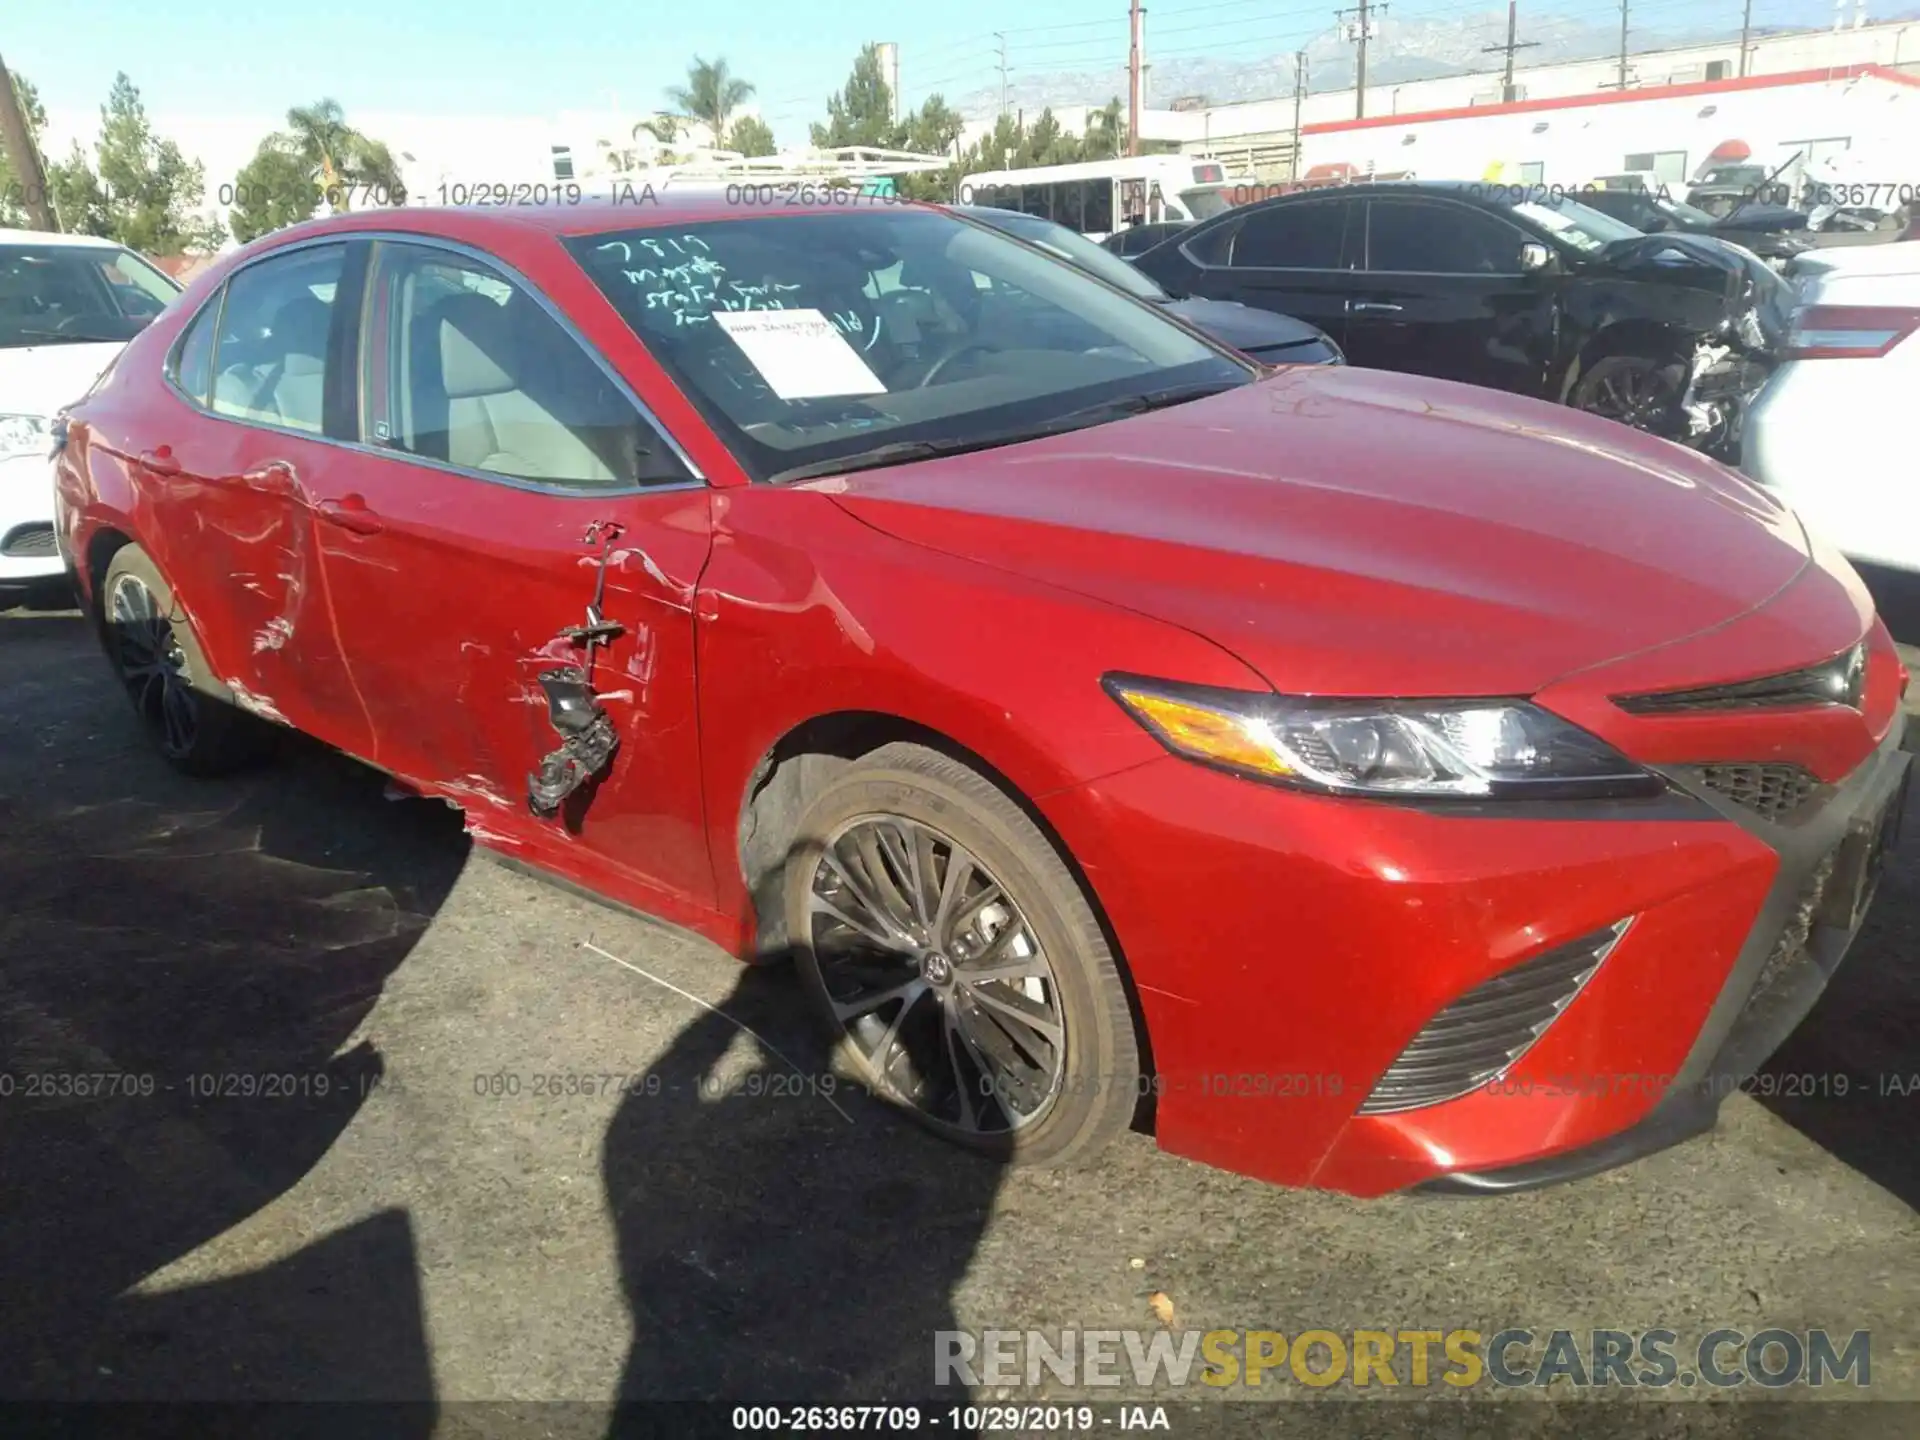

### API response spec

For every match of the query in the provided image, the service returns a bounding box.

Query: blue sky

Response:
[8,0,1853,146]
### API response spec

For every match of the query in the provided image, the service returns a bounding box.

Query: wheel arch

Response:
[82,524,137,645]
[732,707,1159,1111]
[1557,319,1695,403]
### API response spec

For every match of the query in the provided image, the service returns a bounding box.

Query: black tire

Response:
[1569,353,1686,435]
[99,544,271,776]
[785,741,1140,1168]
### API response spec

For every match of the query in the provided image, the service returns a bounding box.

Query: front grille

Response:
[0,523,56,558]
[1358,922,1631,1115]
[1613,642,1866,715]
[1692,763,1822,823]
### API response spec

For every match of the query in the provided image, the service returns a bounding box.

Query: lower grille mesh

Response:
[1694,763,1820,823]
[0,523,56,558]
[1358,922,1631,1115]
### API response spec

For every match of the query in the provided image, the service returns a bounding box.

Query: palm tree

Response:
[664,57,754,149]
[275,99,405,211]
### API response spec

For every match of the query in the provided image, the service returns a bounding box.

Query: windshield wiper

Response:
[763,381,1246,485]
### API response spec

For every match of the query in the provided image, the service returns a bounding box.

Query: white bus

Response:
[955,156,1244,240]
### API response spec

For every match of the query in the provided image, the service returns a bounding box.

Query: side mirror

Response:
[1518,242,1552,273]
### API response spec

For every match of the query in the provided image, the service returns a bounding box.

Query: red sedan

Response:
[50,197,1910,1195]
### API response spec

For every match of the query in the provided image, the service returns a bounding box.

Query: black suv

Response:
[1130,180,1794,456]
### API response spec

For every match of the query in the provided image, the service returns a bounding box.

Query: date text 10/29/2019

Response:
[730,1406,1172,1432]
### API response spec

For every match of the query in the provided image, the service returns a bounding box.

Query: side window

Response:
[168,298,219,407]
[1366,201,1526,275]
[1084,181,1113,234]
[208,244,346,435]
[365,243,688,490]
[1227,200,1353,269]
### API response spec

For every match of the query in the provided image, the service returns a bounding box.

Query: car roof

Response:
[254,194,944,251]
[0,226,126,249]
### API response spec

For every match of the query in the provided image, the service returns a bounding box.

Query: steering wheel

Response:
[917,340,999,388]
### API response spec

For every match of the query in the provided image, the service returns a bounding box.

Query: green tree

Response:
[727,114,776,158]
[0,70,50,228]
[811,44,894,150]
[228,140,322,242]
[665,57,754,147]
[89,73,225,252]
[45,140,109,235]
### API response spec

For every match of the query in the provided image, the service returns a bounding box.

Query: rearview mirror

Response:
[1518,242,1552,273]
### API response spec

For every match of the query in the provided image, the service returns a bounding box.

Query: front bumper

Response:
[1420,711,1909,1193]
[1045,620,1906,1196]
[0,451,65,585]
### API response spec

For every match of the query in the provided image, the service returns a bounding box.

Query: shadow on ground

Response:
[601,967,1002,1422]
[0,609,462,1414]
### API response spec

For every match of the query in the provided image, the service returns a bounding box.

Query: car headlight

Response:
[1104,675,1664,800]
[0,413,52,461]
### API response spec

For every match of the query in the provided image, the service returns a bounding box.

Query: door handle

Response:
[138,447,182,476]
[1348,301,1405,315]
[316,494,384,535]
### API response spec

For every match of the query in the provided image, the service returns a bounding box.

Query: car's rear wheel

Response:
[785,742,1141,1167]
[1571,354,1686,434]
[101,545,267,776]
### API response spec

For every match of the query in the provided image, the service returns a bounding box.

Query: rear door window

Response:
[208,245,347,435]
[1225,200,1355,269]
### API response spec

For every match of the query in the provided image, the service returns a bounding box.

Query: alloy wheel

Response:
[806,814,1067,1136]
[109,572,199,760]
[1582,358,1679,430]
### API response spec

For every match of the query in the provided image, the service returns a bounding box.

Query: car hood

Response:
[1599,232,1795,348]
[0,341,127,418]
[816,366,1811,697]
[1157,296,1331,354]
[1711,203,1809,233]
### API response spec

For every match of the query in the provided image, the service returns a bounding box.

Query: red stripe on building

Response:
[1301,63,1918,137]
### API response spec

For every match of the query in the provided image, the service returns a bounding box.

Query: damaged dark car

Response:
[1129,180,1791,459]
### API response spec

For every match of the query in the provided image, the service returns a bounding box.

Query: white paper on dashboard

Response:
[713,308,888,399]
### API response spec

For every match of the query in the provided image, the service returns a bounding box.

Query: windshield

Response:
[564,207,1249,483]
[0,243,180,349]
[962,208,1167,301]
[1179,186,1233,220]
[1506,195,1645,254]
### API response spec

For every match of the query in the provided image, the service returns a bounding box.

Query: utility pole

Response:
[1738,0,1753,76]
[994,33,1010,119]
[1616,0,1629,91]
[1290,51,1308,179]
[0,52,55,231]
[1126,0,1138,156]
[1482,1,1538,103]
[1335,2,1386,119]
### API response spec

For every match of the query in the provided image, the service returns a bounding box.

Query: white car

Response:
[1742,242,1920,573]
[1,228,182,601]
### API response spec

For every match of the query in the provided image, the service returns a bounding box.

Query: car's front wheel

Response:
[100,545,268,776]
[785,742,1141,1167]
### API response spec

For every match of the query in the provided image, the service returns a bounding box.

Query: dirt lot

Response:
[2,591,1916,1438]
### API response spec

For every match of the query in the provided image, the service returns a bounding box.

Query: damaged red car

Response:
[52,198,1910,1195]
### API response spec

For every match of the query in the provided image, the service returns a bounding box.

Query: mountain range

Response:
[950,10,1892,117]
